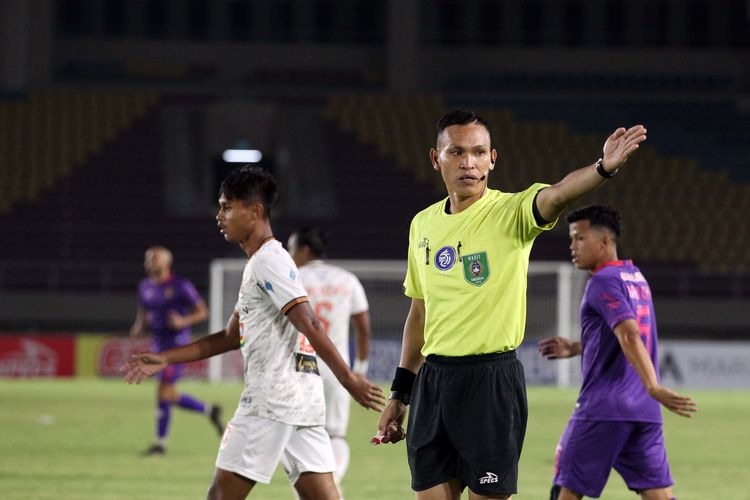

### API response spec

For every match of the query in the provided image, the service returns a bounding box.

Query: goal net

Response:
[208,259,587,386]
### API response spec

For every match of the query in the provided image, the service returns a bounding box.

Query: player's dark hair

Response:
[293,226,328,258]
[436,109,490,145]
[566,204,622,239]
[219,165,278,218]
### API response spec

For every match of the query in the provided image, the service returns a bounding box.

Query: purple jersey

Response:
[137,274,202,353]
[573,260,661,423]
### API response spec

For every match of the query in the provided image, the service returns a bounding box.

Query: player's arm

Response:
[538,336,582,359]
[168,299,208,330]
[286,302,385,411]
[122,313,241,384]
[351,310,371,375]
[535,125,647,222]
[376,298,426,444]
[613,319,698,418]
[129,305,147,338]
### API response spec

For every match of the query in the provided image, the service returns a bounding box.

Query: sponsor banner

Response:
[366,338,566,384]
[367,338,402,382]
[659,340,750,390]
[0,335,75,377]
[366,339,750,390]
[76,334,108,377]
[518,342,562,385]
[97,337,208,378]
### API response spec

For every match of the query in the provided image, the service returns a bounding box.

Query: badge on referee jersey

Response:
[462,251,490,286]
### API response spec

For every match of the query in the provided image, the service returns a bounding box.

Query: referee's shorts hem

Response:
[412,475,457,493]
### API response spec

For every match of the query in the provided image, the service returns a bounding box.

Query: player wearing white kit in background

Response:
[288,227,372,490]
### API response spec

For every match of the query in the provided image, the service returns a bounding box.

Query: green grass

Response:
[0,379,748,499]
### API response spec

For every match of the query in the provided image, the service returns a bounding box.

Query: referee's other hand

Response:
[375,400,407,444]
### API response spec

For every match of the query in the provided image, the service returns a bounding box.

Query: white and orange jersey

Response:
[298,260,368,367]
[234,240,325,426]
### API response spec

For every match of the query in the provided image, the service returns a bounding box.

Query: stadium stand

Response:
[322,93,750,274]
[0,91,226,292]
[0,89,158,214]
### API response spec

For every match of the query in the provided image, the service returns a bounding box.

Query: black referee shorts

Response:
[406,351,528,495]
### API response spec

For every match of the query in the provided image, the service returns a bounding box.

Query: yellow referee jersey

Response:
[403,184,556,356]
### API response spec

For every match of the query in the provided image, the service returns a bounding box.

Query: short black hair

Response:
[566,204,622,239]
[292,226,328,258]
[219,165,278,218]
[436,109,490,146]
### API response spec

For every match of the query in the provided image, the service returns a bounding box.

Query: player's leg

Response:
[293,472,339,500]
[552,420,632,498]
[281,425,338,500]
[415,479,462,500]
[207,468,256,500]
[440,352,525,498]
[160,364,224,436]
[551,486,583,500]
[323,376,351,486]
[638,487,676,500]
[143,365,180,454]
[613,422,674,499]
[214,414,291,495]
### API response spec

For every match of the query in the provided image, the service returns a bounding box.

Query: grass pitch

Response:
[0,379,747,499]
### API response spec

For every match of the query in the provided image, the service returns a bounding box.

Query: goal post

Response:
[208,259,586,386]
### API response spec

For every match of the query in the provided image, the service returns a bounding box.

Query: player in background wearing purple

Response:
[130,246,223,456]
[538,205,697,500]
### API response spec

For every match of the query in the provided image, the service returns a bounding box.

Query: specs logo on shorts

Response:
[479,472,499,484]
[434,246,456,271]
[289,270,297,281]
[264,281,273,292]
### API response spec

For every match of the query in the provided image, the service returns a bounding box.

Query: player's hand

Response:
[601,124,647,173]
[648,385,698,418]
[167,311,187,330]
[345,373,386,412]
[374,399,408,445]
[538,336,579,359]
[129,324,144,338]
[120,352,167,384]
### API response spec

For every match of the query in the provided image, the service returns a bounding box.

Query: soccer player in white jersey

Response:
[288,226,372,490]
[122,165,385,500]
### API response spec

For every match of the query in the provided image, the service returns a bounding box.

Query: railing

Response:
[0,260,749,299]
[0,260,209,293]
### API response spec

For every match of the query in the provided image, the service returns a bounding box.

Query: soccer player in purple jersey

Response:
[130,246,223,456]
[538,205,697,500]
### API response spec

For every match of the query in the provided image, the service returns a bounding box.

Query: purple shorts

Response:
[553,419,673,498]
[157,363,185,384]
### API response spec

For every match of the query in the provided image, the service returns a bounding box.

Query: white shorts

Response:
[215,413,336,485]
[323,373,351,438]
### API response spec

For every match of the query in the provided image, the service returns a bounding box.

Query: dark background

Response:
[0,0,748,338]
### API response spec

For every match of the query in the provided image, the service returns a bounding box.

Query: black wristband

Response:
[595,158,617,179]
[390,367,416,405]
[390,390,410,405]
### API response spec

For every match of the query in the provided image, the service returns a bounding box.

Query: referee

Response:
[376,109,647,499]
